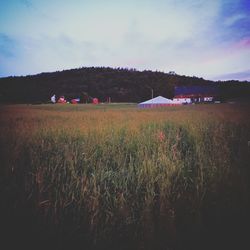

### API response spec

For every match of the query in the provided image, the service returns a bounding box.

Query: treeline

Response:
[0,67,249,103]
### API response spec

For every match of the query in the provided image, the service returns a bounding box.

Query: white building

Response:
[173,97,192,104]
[138,96,182,108]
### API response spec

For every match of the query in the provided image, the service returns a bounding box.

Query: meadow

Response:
[0,103,250,250]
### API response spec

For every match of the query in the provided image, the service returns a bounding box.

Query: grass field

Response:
[0,103,250,250]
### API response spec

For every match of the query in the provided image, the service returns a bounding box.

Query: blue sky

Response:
[1,0,250,81]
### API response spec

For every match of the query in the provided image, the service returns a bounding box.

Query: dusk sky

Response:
[1,0,250,80]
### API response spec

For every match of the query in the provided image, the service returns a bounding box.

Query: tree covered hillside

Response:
[0,67,249,103]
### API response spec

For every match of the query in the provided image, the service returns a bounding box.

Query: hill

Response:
[0,67,250,103]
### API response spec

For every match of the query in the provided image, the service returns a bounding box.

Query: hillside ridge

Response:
[0,67,249,103]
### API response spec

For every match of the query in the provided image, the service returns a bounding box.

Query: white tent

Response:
[138,96,182,108]
[50,94,56,103]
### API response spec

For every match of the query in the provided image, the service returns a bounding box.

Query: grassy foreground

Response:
[0,103,250,250]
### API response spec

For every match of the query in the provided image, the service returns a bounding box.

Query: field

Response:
[0,103,250,250]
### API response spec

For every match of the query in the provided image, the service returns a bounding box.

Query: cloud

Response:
[0,33,18,58]
[233,37,250,49]
[0,33,23,76]
[19,0,33,8]
[1,32,104,76]
[223,13,247,26]
[1,0,250,80]
[212,69,250,81]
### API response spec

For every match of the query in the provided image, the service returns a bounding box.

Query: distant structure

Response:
[138,96,182,108]
[71,98,80,104]
[50,94,56,104]
[173,85,218,104]
[57,96,67,104]
[92,98,99,104]
[106,97,111,103]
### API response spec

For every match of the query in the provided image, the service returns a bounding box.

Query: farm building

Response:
[138,96,182,108]
[173,85,218,104]
[57,96,67,104]
[92,98,99,104]
[71,98,80,104]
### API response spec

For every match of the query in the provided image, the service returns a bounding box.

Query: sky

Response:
[0,0,250,81]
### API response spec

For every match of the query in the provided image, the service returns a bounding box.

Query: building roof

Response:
[175,85,218,97]
[139,96,175,104]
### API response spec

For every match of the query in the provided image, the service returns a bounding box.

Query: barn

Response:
[138,96,182,108]
[173,85,218,104]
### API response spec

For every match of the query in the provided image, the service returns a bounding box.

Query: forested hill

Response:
[0,67,250,103]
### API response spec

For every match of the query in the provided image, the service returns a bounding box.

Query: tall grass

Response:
[0,104,250,250]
